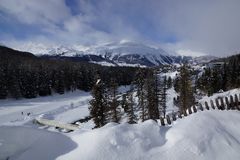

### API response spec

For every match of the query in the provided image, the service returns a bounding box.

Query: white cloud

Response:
[1,0,240,57]
[0,0,71,25]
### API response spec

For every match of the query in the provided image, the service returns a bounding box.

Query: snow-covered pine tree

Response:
[89,77,108,128]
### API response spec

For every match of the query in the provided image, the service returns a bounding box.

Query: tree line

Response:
[89,66,195,128]
[196,54,240,96]
[0,46,137,99]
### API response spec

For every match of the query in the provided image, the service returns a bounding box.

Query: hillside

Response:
[1,110,240,160]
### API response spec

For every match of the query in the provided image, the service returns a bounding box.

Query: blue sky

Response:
[0,0,240,56]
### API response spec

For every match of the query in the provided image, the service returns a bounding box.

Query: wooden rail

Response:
[159,93,240,126]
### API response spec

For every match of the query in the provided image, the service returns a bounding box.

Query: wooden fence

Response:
[159,94,240,126]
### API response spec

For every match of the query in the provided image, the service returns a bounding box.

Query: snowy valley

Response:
[0,84,240,160]
[0,42,240,160]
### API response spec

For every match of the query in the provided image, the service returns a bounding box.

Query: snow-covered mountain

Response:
[14,42,84,57]
[191,55,218,64]
[83,42,176,66]
[11,42,180,66]
[10,41,216,67]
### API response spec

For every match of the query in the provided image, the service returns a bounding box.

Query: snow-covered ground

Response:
[58,110,240,160]
[1,110,240,160]
[0,84,240,159]
[199,88,240,104]
[0,90,92,126]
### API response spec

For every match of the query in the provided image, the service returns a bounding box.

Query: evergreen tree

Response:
[145,71,160,121]
[121,93,128,112]
[159,76,167,118]
[167,76,172,88]
[134,68,147,121]
[0,64,8,99]
[8,68,21,99]
[89,78,108,128]
[108,79,121,123]
[126,90,137,124]
[178,64,195,111]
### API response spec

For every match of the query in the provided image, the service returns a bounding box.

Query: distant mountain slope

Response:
[10,42,178,66]
[83,42,175,66]
[6,42,220,67]
[0,45,37,59]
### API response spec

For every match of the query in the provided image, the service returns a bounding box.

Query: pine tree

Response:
[221,62,228,91]
[178,64,195,111]
[159,76,167,118]
[121,93,128,113]
[134,68,147,121]
[167,76,172,88]
[8,68,21,99]
[145,70,160,121]
[126,90,137,124]
[89,78,108,128]
[108,79,121,123]
[0,64,8,99]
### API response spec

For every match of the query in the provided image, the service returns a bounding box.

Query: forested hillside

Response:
[0,46,138,99]
[196,54,240,96]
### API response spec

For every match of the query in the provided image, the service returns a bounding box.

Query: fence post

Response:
[234,94,240,110]
[215,98,221,110]
[210,100,215,109]
[166,115,171,125]
[160,117,165,126]
[205,101,210,110]
[178,112,182,119]
[183,109,187,116]
[220,97,225,110]
[230,95,235,110]
[188,107,192,114]
[225,97,230,110]
[172,113,177,121]
[193,106,197,113]
[199,103,204,111]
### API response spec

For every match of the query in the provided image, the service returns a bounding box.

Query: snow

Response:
[161,71,179,79]
[166,87,179,114]
[1,110,240,160]
[8,41,173,66]
[0,90,91,125]
[58,110,240,160]
[199,88,240,104]
[0,86,240,159]
[90,61,116,67]
[0,126,77,160]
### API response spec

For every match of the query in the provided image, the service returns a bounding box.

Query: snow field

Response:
[58,110,240,160]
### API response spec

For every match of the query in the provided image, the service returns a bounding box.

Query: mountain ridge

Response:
[3,42,218,66]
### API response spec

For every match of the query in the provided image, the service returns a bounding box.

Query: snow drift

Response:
[1,110,240,160]
[59,110,240,160]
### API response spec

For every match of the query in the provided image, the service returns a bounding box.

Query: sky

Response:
[0,0,240,57]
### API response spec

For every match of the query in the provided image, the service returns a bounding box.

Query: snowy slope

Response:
[58,110,240,160]
[0,90,91,126]
[0,87,240,159]
[11,42,84,56]
[1,110,239,160]
[80,41,175,66]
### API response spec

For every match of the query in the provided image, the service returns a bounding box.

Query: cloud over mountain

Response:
[0,0,240,56]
